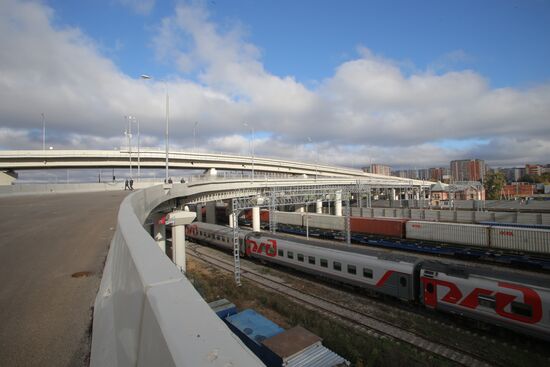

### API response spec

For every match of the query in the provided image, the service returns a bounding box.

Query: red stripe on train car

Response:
[375,270,395,287]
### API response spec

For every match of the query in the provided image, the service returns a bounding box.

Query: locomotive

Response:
[186,222,550,342]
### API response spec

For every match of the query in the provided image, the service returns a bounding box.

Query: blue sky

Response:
[1,0,550,171]
[49,0,550,88]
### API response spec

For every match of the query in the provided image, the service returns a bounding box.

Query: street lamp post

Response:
[126,116,140,180]
[243,122,254,181]
[141,74,169,182]
[307,137,318,180]
[193,121,198,153]
[41,113,46,151]
[125,116,133,179]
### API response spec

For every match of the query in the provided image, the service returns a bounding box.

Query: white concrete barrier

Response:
[90,184,264,367]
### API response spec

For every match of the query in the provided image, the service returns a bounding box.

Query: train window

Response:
[333,262,341,271]
[347,265,357,275]
[478,295,496,309]
[363,268,373,279]
[511,302,532,318]
[426,283,434,294]
[297,254,304,262]
[320,259,328,268]
[278,249,284,257]
[308,256,315,265]
[287,251,294,259]
[400,277,407,287]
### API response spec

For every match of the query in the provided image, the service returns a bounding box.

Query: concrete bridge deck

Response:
[0,191,129,367]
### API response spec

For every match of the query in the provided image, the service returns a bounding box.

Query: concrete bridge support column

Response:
[153,215,166,253]
[195,204,203,222]
[252,206,260,232]
[206,201,216,224]
[335,190,342,216]
[390,188,396,201]
[316,199,323,214]
[167,211,197,273]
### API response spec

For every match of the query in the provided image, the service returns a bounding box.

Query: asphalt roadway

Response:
[0,191,129,367]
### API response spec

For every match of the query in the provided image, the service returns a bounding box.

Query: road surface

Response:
[0,191,129,367]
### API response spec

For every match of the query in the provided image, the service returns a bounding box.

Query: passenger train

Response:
[186,222,550,342]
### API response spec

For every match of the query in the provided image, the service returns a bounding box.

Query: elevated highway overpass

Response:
[0,149,428,186]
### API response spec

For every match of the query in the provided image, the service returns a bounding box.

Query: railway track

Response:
[187,244,496,367]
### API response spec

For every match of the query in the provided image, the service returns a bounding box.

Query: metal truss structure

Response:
[180,179,431,285]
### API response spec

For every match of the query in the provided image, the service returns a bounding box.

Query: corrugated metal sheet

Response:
[226,309,284,346]
[275,211,304,226]
[490,226,550,254]
[439,211,456,222]
[424,210,440,221]
[494,212,517,224]
[306,213,345,231]
[285,344,349,367]
[406,221,489,247]
[350,207,361,216]
[517,213,539,225]
[208,298,237,319]
[456,211,475,223]
[350,217,407,238]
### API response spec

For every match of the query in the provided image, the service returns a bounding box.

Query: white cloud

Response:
[0,0,549,172]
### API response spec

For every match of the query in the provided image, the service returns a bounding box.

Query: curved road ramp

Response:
[90,183,264,366]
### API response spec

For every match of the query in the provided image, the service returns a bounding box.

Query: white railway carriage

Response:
[186,222,243,251]
[420,261,550,341]
[186,222,550,341]
[246,232,419,301]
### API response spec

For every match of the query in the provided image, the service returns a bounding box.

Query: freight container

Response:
[456,211,475,223]
[305,213,345,231]
[494,212,517,224]
[244,209,270,222]
[350,207,361,217]
[475,212,495,223]
[406,221,489,247]
[373,208,385,217]
[517,213,540,225]
[439,211,456,222]
[490,226,550,255]
[361,208,374,218]
[274,211,303,226]
[350,217,408,238]
[424,210,440,221]
[410,209,424,220]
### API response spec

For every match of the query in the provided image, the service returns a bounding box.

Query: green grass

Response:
[187,261,457,367]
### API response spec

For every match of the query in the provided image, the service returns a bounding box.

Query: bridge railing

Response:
[90,183,264,367]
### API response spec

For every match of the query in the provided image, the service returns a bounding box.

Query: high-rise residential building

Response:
[428,167,448,182]
[450,159,486,182]
[525,164,543,176]
[367,164,392,176]
[418,169,430,180]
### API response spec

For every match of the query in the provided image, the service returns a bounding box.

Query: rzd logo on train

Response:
[246,239,277,257]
